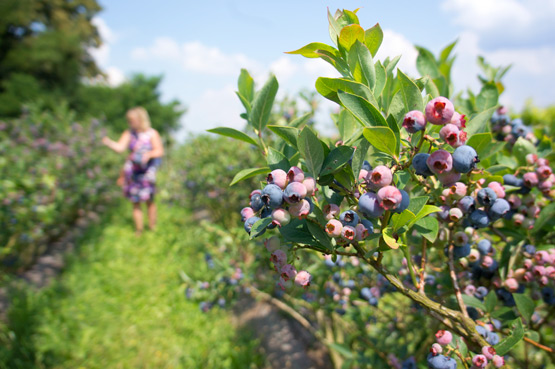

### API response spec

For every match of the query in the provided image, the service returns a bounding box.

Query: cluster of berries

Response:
[325,207,374,246]
[241,166,317,235]
[265,236,311,290]
[426,330,504,369]
[508,246,555,305]
[356,161,410,218]
[490,107,535,145]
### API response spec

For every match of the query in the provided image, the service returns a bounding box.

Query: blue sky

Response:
[91,0,555,140]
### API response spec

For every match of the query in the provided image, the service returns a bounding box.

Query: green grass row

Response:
[0,200,264,369]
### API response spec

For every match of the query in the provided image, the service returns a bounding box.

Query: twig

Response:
[523,337,554,353]
[418,238,428,293]
[448,244,469,319]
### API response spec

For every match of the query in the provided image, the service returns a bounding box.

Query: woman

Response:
[102,107,164,235]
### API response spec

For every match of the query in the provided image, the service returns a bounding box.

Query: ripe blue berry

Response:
[452,145,479,173]
[340,210,359,227]
[457,196,475,213]
[393,189,410,213]
[522,244,536,256]
[412,153,433,176]
[284,182,307,203]
[474,286,488,299]
[488,198,510,220]
[362,160,372,171]
[250,193,264,212]
[477,239,492,255]
[470,209,490,228]
[358,192,384,218]
[360,219,374,233]
[244,216,263,235]
[502,174,523,187]
[477,188,497,206]
[426,353,457,369]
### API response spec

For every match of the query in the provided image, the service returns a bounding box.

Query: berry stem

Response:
[418,238,428,293]
[401,240,418,289]
[448,244,469,319]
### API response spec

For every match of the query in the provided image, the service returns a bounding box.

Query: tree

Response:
[0,0,102,116]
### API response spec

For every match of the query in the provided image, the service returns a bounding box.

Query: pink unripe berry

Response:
[453,231,468,246]
[464,284,476,295]
[507,194,521,209]
[537,158,550,167]
[324,203,340,220]
[438,170,461,186]
[430,343,443,355]
[402,110,427,133]
[492,355,505,368]
[264,237,280,253]
[267,169,288,189]
[482,346,496,360]
[241,207,255,221]
[294,270,311,287]
[523,172,539,187]
[278,276,292,290]
[377,185,403,210]
[514,268,526,281]
[488,181,505,198]
[358,169,369,181]
[527,205,540,218]
[440,123,460,146]
[526,153,538,164]
[425,96,455,125]
[367,165,393,190]
[450,111,466,129]
[288,199,311,219]
[533,265,546,277]
[272,208,291,227]
[284,182,307,203]
[504,277,519,292]
[427,150,453,174]
[449,207,463,222]
[341,225,356,241]
[472,354,488,368]
[303,177,317,196]
[450,182,467,199]
[280,264,297,281]
[482,255,494,268]
[545,266,555,279]
[536,165,553,180]
[271,250,287,268]
[435,330,453,346]
[535,250,550,265]
[326,219,343,238]
[287,166,304,183]
[355,223,369,241]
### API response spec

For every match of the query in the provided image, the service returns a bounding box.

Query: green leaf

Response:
[236,92,252,115]
[250,75,279,132]
[382,227,400,249]
[364,23,383,57]
[513,137,538,166]
[415,46,440,78]
[414,217,439,242]
[465,107,497,136]
[285,42,340,58]
[485,290,498,313]
[280,219,317,246]
[298,126,325,178]
[267,147,290,172]
[351,138,371,178]
[338,24,365,51]
[391,210,416,231]
[207,127,258,146]
[321,146,355,176]
[533,202,555,234]
[337,109,362,144]
[327,8,342,46]
[495,318,525,356]
[440,39,457,62]
[397,69,424,112]
[338,90,388,127]
[407,205,441,228]
[476,83,499,111]
[363,126,398,158]
[238,68,254,102]
[407,196,429,215]
[249,218,272,239]
[513,294,535,323]
[230,167,270,186]
[306,221,333,251]
[329,343,354,359]
[268,125,299,149]
[462,294,486,311]
[315,77,374,104]
[354,41,375,90]
[466,132,493,158]
[289,112,312,128]
[374,60,386,97]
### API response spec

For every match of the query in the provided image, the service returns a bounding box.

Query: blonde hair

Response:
[126,107,151,131]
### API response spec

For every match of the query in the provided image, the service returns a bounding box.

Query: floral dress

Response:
[123,129,160,203]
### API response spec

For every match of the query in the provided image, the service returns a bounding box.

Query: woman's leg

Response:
[147,200,157,230]
[133,202,144,235]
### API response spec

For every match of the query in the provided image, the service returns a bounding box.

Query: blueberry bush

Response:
[210,9,554,369]
[0,104,120,272]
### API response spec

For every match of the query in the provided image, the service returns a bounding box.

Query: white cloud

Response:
[269,56,299,83]
[132,38,261,76]
[443,0,532,31]
[375,29,418,76]
[89,17,125,86]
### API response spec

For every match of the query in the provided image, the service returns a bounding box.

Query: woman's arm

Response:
[102,130,131,154]
[142,130,164,162]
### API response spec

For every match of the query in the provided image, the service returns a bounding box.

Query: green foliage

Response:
[0,202,265,368]
[0,104,120,271]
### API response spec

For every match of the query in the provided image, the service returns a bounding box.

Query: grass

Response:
[0,200,265,369]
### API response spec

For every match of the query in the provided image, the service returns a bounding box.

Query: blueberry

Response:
[412,153,433,176]
[261,207,272,218]
[361,219,374,233]
[496,288,516,307]
[452,145,479,173]
[541,287,555,305]
[261,184,284,209]
[522,244,536,256]
[368,296,378,306]
[358,192,384,218]
[426,353,457,369]
[477,239,492,255]
[470,209,490,228]
[457,196,476,213]
[360,287,372,300]
[502,174,523,187]
[474,286,488,299]
[392,189,410,213]
[244,216,264,236]
[477,188,497,206]
[486,332,500,346]
[362,160,372,171]
[476,325,487,337]
[250,193,264,212]
[401,357,417,369]
[488,198,510,220]
[339,210,359,227]
[284,182,307,203]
